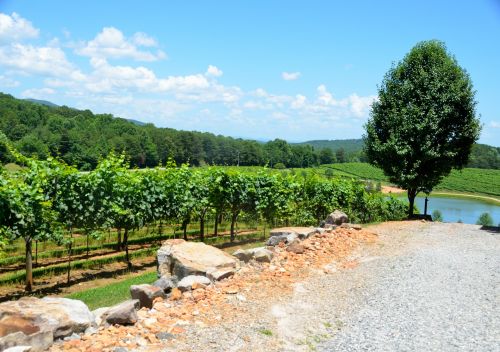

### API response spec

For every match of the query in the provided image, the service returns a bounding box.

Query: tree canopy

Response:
[364,40,481,216]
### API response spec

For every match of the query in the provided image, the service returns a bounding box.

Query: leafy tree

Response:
[319,148,335,165]
[335,148,346,163]
[365,40,481,217]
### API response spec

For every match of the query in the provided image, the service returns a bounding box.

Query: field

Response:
[317,163,500,198]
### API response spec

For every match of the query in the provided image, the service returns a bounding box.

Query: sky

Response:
[0,0,499,145]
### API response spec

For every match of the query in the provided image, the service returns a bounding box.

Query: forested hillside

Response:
[0,93,322,170]
[1,93,497,170]
[298,139,500,169]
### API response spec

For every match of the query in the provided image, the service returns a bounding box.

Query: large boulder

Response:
[102,300,139,325]
[157,239,238,280]
[0,297,93,351]
[130,284,166,309]
[325,210,348,226]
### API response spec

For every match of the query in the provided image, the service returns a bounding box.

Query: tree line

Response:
[0,133,407,291]
[1,93,496,170]
[0,93,327,170]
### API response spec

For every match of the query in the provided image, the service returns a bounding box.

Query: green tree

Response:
[319,148,335,165]
[335,148,346,163]
[364,40,481,217]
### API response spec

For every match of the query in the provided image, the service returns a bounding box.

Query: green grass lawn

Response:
[65,270,157,310]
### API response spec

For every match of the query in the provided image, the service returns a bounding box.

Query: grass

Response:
[65,270,157,310]
[321,163,500,198]
[259,329,273,336]
[0,247,157,285]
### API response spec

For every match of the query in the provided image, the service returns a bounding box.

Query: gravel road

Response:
[316,222,500,352]
[170,221,499,352]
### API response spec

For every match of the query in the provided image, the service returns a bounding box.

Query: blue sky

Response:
[0,0,499,145]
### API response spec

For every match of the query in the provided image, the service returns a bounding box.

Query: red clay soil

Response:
[50,227,378,352]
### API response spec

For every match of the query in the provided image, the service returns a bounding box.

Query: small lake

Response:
[401,195,500,226]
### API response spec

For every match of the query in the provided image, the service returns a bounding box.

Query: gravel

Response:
[170,222,500,351]
[317,222,500,352]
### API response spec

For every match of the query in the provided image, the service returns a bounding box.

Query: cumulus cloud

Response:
[282,71,301,81]
[348,94,377,118]
[0,12,39,43]
[206,65,223,77]
[76,27,166,61]
[0,43,85,79]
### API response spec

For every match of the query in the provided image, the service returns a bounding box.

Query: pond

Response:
[402,195,500,226]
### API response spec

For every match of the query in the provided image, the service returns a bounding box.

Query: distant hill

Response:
[296,139,500,169]
[0,92,321,170]
[127,118,147,126]
[295,139,364,154]
[24,98,59,107]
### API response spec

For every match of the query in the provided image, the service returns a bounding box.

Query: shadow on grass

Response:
[0,260,157,303]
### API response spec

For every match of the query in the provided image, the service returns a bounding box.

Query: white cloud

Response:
[282,71,301,81]
[76,27,166,61]
[490,121,500,128]
[0,75,20,87]
[0,43,84,79]
[132,32,158,47]
[0,12,39,43]
[348,93,377,118]
[206,65,223,77]
[21,87,55,99]
[291,94,307,109]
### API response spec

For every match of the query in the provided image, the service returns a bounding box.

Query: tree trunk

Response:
[408,188,417,218]
[25,238,33,292]
[67,233,72,285]
[117,228,122,251]
[230,211,239,242]
[182,219,188,241]
[214,211,219,236]
[199,215,205,242]
[124,228,131,270]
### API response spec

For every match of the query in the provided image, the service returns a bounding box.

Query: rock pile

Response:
[49,221,376,352]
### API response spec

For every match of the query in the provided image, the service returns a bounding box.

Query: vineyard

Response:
[0,134,408,297]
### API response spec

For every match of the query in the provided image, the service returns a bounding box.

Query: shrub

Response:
[274,162,286,169]
[432,210,443,222]
[476,212,493,226]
